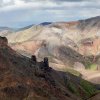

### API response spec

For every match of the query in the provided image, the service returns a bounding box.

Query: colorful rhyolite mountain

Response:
[0,16,100,99]
[0,16,100,84]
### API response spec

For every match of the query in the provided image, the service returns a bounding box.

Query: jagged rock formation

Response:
[0,36,8,46]
[30,55,37,64]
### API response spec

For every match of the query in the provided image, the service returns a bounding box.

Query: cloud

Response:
[0,0,100,27]
[0,0,100,11]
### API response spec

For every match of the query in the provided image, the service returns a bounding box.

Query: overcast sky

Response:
[0,0,100,28]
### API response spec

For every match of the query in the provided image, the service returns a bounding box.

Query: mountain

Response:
[0,27,14,36]
[0,27,13,31]
[78,16,100,31]
[40,22,52,26]
[0,36,99,100]
[17,24,34,32]
[5,16,100,61]
[0,16,100,84]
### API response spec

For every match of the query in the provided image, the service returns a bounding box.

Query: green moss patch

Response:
[67,82,80,96]
[86,63,97,70]
[80,80,97,97]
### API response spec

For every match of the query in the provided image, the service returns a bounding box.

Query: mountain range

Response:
[0,16,100,100]
[1,16,99,69]
[0,35,99,100]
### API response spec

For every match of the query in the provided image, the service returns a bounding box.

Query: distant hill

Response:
[78,16,100,31]
[0,27,14,36]
[40,22,52,26]
[17,24,34,32]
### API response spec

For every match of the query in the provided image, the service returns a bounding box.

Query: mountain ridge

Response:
[0,36,99,100]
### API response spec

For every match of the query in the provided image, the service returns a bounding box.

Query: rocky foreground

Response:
[0,36,100,100]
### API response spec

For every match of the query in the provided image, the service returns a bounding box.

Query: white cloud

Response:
[0,0,100,27]
[0,0,100,11]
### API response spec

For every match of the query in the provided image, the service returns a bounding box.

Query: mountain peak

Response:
[40,22,52,26]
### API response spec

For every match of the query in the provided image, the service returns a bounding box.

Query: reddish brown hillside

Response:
[0,36,80,100]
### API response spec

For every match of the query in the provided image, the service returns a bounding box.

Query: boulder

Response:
[44,57,49,69]
[31,55,37,64]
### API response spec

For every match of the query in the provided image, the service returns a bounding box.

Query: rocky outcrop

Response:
[30,55,37,64]
[0,36,8,47]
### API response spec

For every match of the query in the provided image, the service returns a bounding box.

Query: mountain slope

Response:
[0,36,98,100]
[0,27,14,37]
[4,17,100,67]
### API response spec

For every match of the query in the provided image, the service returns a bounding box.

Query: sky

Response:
[0,0,100,28]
